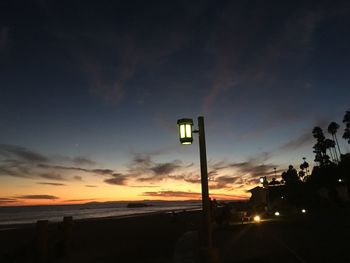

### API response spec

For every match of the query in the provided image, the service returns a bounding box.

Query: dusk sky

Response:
[1,0,350,205]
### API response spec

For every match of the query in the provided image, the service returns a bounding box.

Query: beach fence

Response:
[36,220,49,262]
[36,216,74,261]
[61,216,73,256]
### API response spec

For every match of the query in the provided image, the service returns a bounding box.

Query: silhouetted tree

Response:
[300,157,309,176]
[312,127,330,166]
[302,157,310,176]
[282,165,299,185]
[339,153,350,188]
[299,159,310,182]
[328,121,342,158]
[325,138,336,163]
[343,111,350,144]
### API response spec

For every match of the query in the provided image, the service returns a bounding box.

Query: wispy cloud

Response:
[279,131,313,151]
[16,195,59,200]
[209,175,241,190]
[39,172,65,181]
[201,2,328,114]
[150,161,182,176]
[128,185,160,188]
[0,144,280,194]
[37,182,66,186]
[38,164,116,176]
[104,174,128,186]
[72,157,96,166]
[0,144,49,163]
[168,174,201,184]
[228,162,276,178]
[0,144,110,182]
[103,156,182,185]
[102,151,281,192]
[63,199,96,203]
[123,154,184,183]
[74,176,82,181]
[53,2,198,106]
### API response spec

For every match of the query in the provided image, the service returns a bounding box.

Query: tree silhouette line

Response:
[266,110,350,208]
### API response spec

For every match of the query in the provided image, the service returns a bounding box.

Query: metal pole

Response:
[198,116,213,256]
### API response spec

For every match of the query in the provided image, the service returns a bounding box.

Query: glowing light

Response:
[301,209,306,213]
[274,211,280,216]
[338,178,342,182]
[180,125,186,138]
[185,124,192,138]
[177,118,193,145]
[253,215,261,222]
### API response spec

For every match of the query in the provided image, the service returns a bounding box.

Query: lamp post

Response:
[259,176,267,187]
[259,176,269,211]
[259,176,265,184]
[177,116,214,262]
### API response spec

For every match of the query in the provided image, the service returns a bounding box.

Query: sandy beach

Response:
[1,207,350,263]
[0,210,202,263]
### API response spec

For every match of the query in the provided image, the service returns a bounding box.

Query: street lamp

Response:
[177,116,214,262]
[260,176,268,187]
[177,118,194,145]
[259,176,269,211]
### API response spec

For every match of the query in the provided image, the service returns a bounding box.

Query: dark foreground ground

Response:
[216,208,350,263]
[0,208,349,263]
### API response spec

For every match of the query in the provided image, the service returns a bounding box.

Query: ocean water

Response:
[0,201,201,226]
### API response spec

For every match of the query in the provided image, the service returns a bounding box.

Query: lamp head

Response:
[177,118,194,145]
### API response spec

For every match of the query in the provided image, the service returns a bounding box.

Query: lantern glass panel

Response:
[180,125,186,139]
[185,124,192,138]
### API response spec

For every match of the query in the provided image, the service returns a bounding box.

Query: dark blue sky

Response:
[0,0,350,203]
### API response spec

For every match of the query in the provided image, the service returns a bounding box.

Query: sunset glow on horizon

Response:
[0,145,253,206]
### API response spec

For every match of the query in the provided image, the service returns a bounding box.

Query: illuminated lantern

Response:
[177,118,193,145]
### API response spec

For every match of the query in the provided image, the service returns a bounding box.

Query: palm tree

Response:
[325,138,336,162]
[312,127,329,165]
[343,111,350,144]
[328,122,341,160]
[312,126,325,141]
